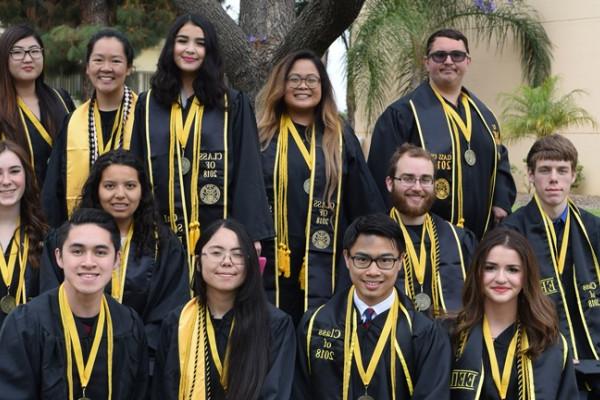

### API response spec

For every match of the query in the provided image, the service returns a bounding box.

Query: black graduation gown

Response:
[0,288,148,399]
[38,225,190,359]
[153,302,296,400]
[450,322,578,400]
[260,122,385,323]
[368,82,516,238]
[19,88,75,185]
[0,233,39,328]
[130,89,273,247]
[398,212,477,315]
[502,200,600,362]
[293,287,451,399]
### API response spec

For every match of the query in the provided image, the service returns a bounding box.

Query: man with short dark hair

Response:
[293,214,450,399]
[368,28,516,239]
[503,134,600,397]
[0,208,148,399]
[386,143,476,315]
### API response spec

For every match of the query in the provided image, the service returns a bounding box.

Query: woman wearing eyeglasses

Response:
[451,228,577,399]
[130,14,272,268]
[0,24,75,186]
[153,218,295,400]
[256,50,384,324]
[42,28,138,228]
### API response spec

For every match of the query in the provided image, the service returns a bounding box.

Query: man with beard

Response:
[386,143,477,315]
[369,28,516,239]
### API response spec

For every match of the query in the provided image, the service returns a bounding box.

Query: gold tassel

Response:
[298,258,307,290]
[188,221,200,255]
[457,218,464,228]
[277,243,291,278]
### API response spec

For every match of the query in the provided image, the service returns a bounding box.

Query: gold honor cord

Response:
[93,100,124,155]
[17,98,52,146]
[59,285,114,400]
[111,224,134,303]
[205,305,235,390]
[483,315,518,400]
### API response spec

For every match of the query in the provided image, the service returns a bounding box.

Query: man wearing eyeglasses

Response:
[293,213,450,399]
[368,28,516,239]
[385,143,476,315]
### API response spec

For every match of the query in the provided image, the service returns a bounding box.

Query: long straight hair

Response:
[151,14,227,109]
[454,228,559,359]
[256,49,342,202]
[193,219,270,400]
[0,25,66,151]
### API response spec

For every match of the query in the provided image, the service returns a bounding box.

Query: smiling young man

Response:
[0,208,148,399]
[293,214,450,399]
[502,134,600,397]
[368,28,516,239]
[386,143,477,315]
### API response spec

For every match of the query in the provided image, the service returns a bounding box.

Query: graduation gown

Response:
[293,287,451,399]
[260,122,385,323]
[130,89,273,250]
[17,87,75,185]
[368,82,516,238]
[0,288,148,399]
[503,201,600,360]
[153,301,296,400]
[450,323,578,399]
[396,212,477,315]
[39,225,190,358]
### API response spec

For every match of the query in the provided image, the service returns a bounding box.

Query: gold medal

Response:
[181,156,191,175]
[464,148,476,166]
[303,178,310,194]
[78,397,91,400]
[357,395,375,400]
[0,294,15,314]
[414,292,431,312]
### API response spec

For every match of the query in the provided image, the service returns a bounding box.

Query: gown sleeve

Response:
[152,309,183,400]
[557,337,579,400]
[492,141,517,213]
[129,311,150,400]
[459,227,478,270]
[260,306,296,400]
[228,91,274,242]
[292,311,313,400]
[41,120,68,228]
[343,126,386,218]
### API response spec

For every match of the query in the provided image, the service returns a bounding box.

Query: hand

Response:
[254,241,262,257]
[492,206,508,224]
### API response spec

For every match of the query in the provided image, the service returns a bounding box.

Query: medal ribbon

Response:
[205,304,235,390]
[111,224,134,303]
[533,193,571,275]
[59,284,113,400]
[396,214,432,286]
[93,100,124,155]
[17,97,52,146]
[172,98,201,148]
[0,226,21,294]
[15,232,29,304]
[483,315,518,400]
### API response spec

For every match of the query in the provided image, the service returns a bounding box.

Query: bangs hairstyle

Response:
[86,28,135,67]
[526,134,578,172]
[455,228,559,359]
[343,213,405,254]
[0,24,66,153]
[151,13,226,109]
[425,28,470,54]
[256,49,342,202]
[386,143,436,178]
[79,150,159,259]
[0,140,47,267]
[193,219,270,400]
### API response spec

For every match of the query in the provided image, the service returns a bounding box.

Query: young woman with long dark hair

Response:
[0,140,47,326]
[153,219,295,400]
[0,24,75,185]
[255,49,384,323]
[43,28,138,227]
[131,14,272,269]
[40,149,189,362]
[451,228,577,399]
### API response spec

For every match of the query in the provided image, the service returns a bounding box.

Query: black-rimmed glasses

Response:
[427,50,468,63]
[286,74,321,89]
[349,254,400,270]
[10,47,43,61]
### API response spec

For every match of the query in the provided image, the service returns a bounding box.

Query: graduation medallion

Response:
[414,292,431,312]
[200,184,221,205]
[181,157,192,175]
[78,397,91,400]
[303,178,310,194]
[311,230,331,249]
[357,395,375,400]
[0,294,15,314]
[434,178,450,200]
[464,149,476,166]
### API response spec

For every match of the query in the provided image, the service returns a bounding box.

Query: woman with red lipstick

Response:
[0,140,47,327]
[0,24,75,186]
[450,228,577,399]
[131,14,272,270]
[42,28,138,228]
[152,218,295,400]
[255,50,384,324]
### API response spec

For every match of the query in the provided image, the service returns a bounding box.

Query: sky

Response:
[222,0,348,111]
